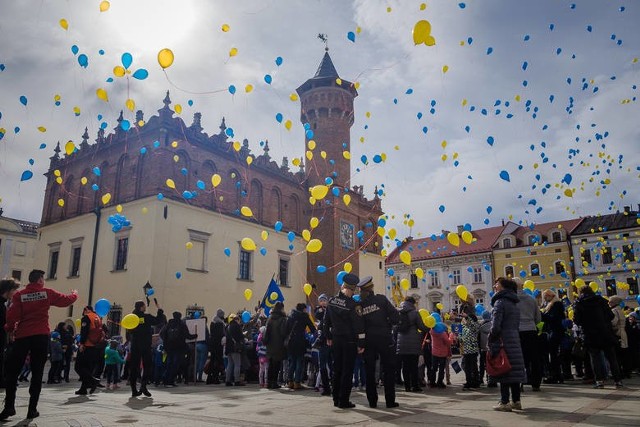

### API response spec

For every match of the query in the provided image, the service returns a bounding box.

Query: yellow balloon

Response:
[415,268,424,279]
[175,104,182,114]
[575,278,586,288]
[121,313,140,330]
[116,204,123,213]
[461,230,473,245]
[125,98,135,112]
[343,151,351,160]
[246,156,253,166]
[64,141,75,155]
[310,217,319,229]
[400,278,410,291]
[418,308,430,324]
[399,250,411,265]
[114,66,126,77]
[388,228,397,240]
[241,237,257,251]
[567,309,574,320]
[344,262,352,273]
[311,185,329,200]
[589,281,599,292]
[447,232,460,247]
[261,230,269,241]
[244,289,253,301]
[141,207,148,214]
[211,174,222,188]
[413,20,435,46]
[57,199,65,207]
[303,283,313,296]
[241,206,253,217]
[55,177,63,185]
[60,19,68,30]
[320,151,327,159]
[436,302,444,310]
[424,315,436,328]
[455,285,468,301]
[99,1,110,12]
[81,177,87,185]
[290,93,299,101]
[523,280,535,291]
[186,242,193,249]
[245,84,253,93]
[166,179,175,189]
[302,229,311,242]
[343,194,351,206]
[229,47,238,57]
[376,226,385,237]
[221,24,230,32]
[96,88,108,102]
[101,193,111,205]
[442,65,449,73]
[306,239,323,253]
[157,48,174,69]
[284,120,292,130]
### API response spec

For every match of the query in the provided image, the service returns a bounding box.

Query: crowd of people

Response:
[0,270,639,420]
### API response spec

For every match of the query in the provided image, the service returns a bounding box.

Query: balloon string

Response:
[163,71,227,96]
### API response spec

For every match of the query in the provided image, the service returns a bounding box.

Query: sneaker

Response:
[511,401,523,410]
[0,408,16,421]
[593,382,604,389]
[386,402,400,408]
[493,402,512,412]
[26,409,39,419]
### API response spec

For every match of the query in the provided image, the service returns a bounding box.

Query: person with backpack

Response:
[75,305,106,395]
[225,313,247,386]
[286,303,316,389]
[396,295,428,393]
[161,311,197,387]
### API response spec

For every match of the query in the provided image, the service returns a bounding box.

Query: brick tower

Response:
[297,50,382,297]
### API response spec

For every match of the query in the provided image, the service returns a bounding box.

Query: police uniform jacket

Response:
[324,291,365,346]
[360,293,399,340]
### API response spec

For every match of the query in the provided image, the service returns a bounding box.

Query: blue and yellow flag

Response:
[260,279,284,316]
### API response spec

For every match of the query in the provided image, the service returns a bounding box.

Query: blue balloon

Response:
[274,221,283,232]
[132,69,148,80]
[347,31,356,42]
[353,294,361,302]
[95,299,111,317]
[196,180,205,190]
[175,271,182,279]
[193,311,201,319]
[259,247,267,256]
[91,184,99,191]
[121,52,133,69]
[241,311,251,323]
[20,170,33,181]
[387,268,395,276]
[264,74,272,84]
[146,288,155,296]
[224,248,231,257]
[19,95,27,106]
[432,313,442,323]
[317,265,327,273]
[336,271,347,285]
[275,56,283,66]
[287,231,295,242]
[499,170,510,182]
[475,304,485,315]
[77,54,88,68]
[433,323,446,333]
[92,166,101,176]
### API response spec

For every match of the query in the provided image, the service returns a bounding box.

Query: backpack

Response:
[165,322,182,347]
[397,311,411,333]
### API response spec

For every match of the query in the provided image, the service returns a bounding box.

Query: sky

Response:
[0,0,638,253]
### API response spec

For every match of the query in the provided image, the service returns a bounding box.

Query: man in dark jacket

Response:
[358,276,400,408]
[225,313,246,386]
[129,300,162,397]
[324,273,365,409]
[75,305,106,395]
[573,285,622,388]
[286,303,316,389]
[314,294,332,395]
[161,311,197,386]
[207,309,226,384]
[1,269,77,420]
[0,278,20,389]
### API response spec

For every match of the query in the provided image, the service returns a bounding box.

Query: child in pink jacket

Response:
[430,327,453,388]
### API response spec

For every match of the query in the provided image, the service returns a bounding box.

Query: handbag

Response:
[486,344,512,377]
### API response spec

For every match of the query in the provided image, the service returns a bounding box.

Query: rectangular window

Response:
[70,246,82,277]
[11,270,21,281]
[628,278,639,296]
[107,305,122,337]
[475,297,484,305]
[239,250,251,280]
[602,247,613,264]
[48,250,59,279]
[581,248,592,266]
[430,272,439,288]
[505,266,514,277]
[452,269,461,285]
[115,237,128,271]
[502,238,511,249]
[605,279,616,297]
[555,261,565,274]
[473,266,483,283]
[410,273,418,289]
[623,244,635,263]
[13,241,26,256]
[187,240,206,271]
[279,258,289,287]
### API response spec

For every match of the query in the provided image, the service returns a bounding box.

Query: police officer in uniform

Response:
[358,276,400,408]
[324,273,365,409]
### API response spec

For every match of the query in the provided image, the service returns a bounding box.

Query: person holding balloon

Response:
[517,280,542,392]
[225,313,247,386]
[1,269,78,421]
[396,295,428,393]
[541,289,566,384]
[285,303,316,389]
[127,300,163,397]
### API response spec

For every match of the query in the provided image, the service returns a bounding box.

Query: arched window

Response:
[202,160,218,211]
[288,195,300,230]
[270,187,282,224]
[527,234,539,245]
[551,231,563,243]
[114,154,129,202]
[530,263,540,276]
[250,179,263,223]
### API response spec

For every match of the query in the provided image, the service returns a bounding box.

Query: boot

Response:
[140,382,152,397]
[287,381,295,389]
[0,407,16,421]
[27,397,39,419]
[131,383,142,397]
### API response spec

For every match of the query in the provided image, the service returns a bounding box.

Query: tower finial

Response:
[318,33,328,51]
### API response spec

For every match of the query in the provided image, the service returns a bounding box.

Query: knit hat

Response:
[318,293,328,302]
[342,273,359,291]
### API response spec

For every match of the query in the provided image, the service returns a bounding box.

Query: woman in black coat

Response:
[541,289,566,383]
[489,277,526,412]
[285,303,316,389]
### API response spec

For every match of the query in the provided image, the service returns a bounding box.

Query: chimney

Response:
[501,219,505,226]
[457,225,464,234]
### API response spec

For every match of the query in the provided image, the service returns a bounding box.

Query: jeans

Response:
[353,354,366,387]
[318,346,332,392]
[288,353,304,383]
[431,355,447,385]
[500,382,521,404]
[225,352,242,383]
[196,342,208,380]
[105,364,120,384]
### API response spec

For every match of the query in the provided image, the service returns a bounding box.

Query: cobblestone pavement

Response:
[2,370,638,426]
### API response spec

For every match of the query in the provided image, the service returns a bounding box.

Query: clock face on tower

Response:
[340,221,355,249]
